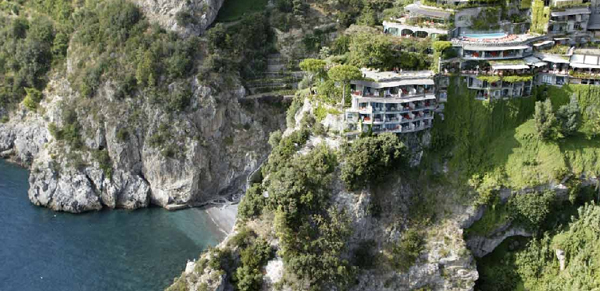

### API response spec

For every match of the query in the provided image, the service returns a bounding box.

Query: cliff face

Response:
[0,0,289,213]
[2,75,286,213]
[132,0,225,36]
[1,76,285,213]
[169,99,479,291]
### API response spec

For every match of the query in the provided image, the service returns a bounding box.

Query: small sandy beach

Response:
[205,204,238,236]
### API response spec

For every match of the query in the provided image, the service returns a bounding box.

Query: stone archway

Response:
[401,29,414,37]
[415,31,429,38]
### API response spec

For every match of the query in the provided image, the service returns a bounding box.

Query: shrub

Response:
[92,149,113,179]
[556,97,581,137]
[116,127,129,142]
[508,191,555,231]
[175,11,195,26]
[392,228,424,272]
[341,133,407,190]
[268,130,282,148]
[235,239,273,291]
[238,184,266,220]
[432,41,452,52]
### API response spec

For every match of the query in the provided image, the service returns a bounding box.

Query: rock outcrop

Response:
[1,76,286,213]
[466,223,532,258]
[131,0,225,36]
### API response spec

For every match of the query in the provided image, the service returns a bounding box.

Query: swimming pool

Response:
[463,32,507,39]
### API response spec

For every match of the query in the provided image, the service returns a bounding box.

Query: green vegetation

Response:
[476,76,501,83]
[477,203,600,291]
[531,0,550,34]
[229,228,274,291]
[434,80,600,199]
[0,11,56,108]
[508,191,556,231]
[215,0,269,22]
[299,58,326,84]
[48,106,82,149]
[391,228,425,272]
[341,133,407,190]
[466,200,511,236]
[327,65,362,105]
[471,8,500,31]
[518,203,600,290]
[206,14,273,78]
[347,32,395,69]
[22,88,43,111]
[502,75,534,83]
[534,99,558,140]
[238,184,266,220]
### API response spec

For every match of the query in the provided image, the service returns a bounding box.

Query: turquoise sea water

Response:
[0,160,221,291]
[464,32,507,39]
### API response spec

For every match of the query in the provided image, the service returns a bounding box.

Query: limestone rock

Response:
[466,224,532,258]
[131,0,225,36]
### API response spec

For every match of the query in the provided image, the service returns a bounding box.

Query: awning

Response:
[492,64,530,70]
[535,53,570,64]
[550,8,590,17]
[570,62,600,69]
[533,40,554,47]
[524,56,547,67]
[463,44,530,51]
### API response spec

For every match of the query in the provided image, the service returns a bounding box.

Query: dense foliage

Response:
[341,133,407,190]
[534,99,558,140]
[0,11,57,107]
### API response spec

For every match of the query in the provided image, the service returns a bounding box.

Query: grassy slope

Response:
[436,80,600,236]
[216,0,269,22]
[435,80,600,193]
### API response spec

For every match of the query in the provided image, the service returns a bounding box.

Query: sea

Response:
[0,160,222,291]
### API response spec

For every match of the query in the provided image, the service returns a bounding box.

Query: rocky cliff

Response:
[0,75,286,213]
[132,0,225,36]
[0,0,290,213]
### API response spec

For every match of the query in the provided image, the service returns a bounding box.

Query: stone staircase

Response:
[245,54,303,95]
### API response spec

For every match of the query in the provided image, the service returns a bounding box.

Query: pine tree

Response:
[534,99,558,141]
[556,97,582,137]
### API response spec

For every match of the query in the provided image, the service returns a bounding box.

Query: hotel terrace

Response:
[346,0,600,135]
[344,69,439,136]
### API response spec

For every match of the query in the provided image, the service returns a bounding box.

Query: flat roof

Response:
[524,56,548,67]
[574,48,600,55]
[405,3,452,19]
[535,53,570,64]
[550,7,590,17]
[359,69,434,82]
[533,40,555,47]
[570,53,600,68]
[570,62,600,69]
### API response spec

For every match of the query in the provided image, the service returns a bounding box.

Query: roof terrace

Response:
[452,33,546,48]
[359,69,435,82]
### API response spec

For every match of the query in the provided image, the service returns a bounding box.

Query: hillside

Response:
[0,0,286,212]
[1,0,600,290]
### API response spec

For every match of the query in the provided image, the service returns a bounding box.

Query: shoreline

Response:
[203,204,238,237]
